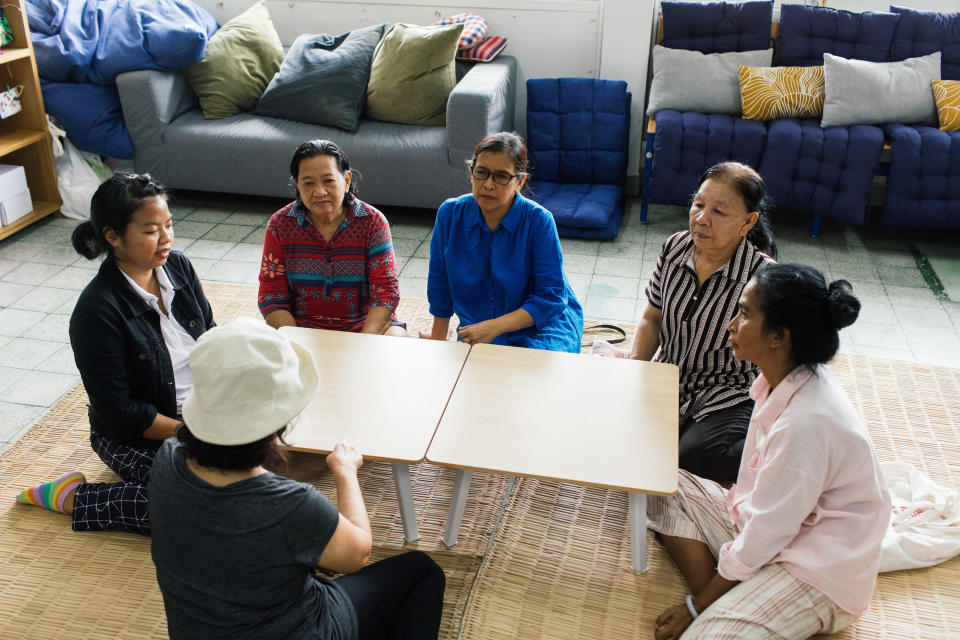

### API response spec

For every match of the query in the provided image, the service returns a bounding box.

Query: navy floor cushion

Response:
[526,77,630,239]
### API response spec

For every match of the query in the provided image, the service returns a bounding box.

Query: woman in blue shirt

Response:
[422,132,583,352]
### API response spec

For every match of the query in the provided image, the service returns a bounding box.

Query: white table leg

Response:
[391,462,420,543]
[628,492,648,573]
[442,469,473,548]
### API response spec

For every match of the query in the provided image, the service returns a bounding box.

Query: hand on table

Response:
[591,339,629,358]
[325,440,363,476]
[653,603,694,640]
[457,320,502,345]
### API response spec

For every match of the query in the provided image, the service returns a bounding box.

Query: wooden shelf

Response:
[0,47,31,64]
[0,0,62,240]
[0,200,59,241]
[0,128,46,156]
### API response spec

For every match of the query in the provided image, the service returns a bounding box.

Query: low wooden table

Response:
[279,327,470,542]
[426,343,679,572]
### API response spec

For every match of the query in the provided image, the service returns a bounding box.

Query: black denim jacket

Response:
[68,252,215,449]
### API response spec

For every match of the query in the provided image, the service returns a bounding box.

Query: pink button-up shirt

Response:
[718,364,891,614]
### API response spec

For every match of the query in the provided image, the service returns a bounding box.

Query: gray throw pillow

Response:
[821,51,941,127]
[255,23,386,131]
[646,45,773,116]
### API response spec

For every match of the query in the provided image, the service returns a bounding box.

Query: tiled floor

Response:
[1,191,959,453]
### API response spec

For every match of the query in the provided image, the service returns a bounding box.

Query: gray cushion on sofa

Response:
[255,24,385,131]
[646,45,773,116]
[821,51,941,127]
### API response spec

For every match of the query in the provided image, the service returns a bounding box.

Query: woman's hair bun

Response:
[826,279,860,330]
[71,220,105,260]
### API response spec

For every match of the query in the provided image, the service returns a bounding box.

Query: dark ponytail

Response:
[753,263,861,366]
[697,162,777,259]
[72,172,168,260]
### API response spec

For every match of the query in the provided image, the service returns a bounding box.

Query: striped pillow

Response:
[456,35,508,62]
[932,79,960,132]
[738,65,824,121]
[433,12,487,50]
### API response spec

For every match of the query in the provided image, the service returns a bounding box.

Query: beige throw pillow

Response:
[183,1,285,120]
[365,23,463,126]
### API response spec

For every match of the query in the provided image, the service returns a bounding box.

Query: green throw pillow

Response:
[183,1,285,119]
[365,23,463,126]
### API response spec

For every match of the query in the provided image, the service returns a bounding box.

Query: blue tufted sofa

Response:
[642,2,960,232]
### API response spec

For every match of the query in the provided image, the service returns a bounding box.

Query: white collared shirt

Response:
[120,266,196,412]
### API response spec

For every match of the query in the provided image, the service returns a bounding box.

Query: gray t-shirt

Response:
[149,439,358,640]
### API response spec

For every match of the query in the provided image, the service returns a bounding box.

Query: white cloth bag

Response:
[879,461,960,572]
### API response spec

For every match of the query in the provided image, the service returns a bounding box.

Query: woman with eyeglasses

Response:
[421,132,583,352]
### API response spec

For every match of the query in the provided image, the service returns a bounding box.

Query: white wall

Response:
[194,0,657,189]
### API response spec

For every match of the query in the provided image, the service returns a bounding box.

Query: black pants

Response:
[335,551,446,640]
[678,400,754,485]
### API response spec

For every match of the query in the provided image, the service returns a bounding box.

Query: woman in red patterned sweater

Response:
[258,140,404,335]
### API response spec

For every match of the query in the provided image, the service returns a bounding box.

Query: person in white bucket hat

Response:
[148,318,445,640]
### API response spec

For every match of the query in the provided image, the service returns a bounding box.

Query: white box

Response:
[0,165,32,226]
[1,189,33,225]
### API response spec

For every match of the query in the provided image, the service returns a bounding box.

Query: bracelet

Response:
[685,594,699,619]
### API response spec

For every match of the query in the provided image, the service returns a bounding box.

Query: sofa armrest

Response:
[446,55,517,166]
[116,70,199,178]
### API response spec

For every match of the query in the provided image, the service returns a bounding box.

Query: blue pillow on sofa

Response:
[255,24,385,131]
[660,1,773,54]
[778,4,900,66]
[890,6,960,81]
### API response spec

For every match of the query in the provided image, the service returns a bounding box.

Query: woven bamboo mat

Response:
[2,282,958,639]
[460,354,960,640]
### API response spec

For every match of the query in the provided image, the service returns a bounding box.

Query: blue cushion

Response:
[528,182,623,231]
[777,4,900,66]
[881,124,960,229]
[647,111,767,206]
[41,80,133,158]
[555,206,623,240]
[660,1,773,53]
[527,78,631,186]
[28,0,218,85]
[890,5,960,81]
[759,119,883,226]
[255,24,385,131]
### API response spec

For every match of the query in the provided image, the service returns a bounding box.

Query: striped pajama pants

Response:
[647,470,858,639]
[71,430,156,535]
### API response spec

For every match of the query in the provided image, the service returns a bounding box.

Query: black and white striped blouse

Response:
[645,231,773,422]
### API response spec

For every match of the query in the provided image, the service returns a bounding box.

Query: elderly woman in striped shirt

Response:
[594,162,776,483]
[258,140,404,335]
[648,264,889,640]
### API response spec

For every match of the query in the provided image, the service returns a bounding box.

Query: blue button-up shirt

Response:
[427,193,583,353]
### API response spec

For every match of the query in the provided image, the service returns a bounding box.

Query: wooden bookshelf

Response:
[0,0,61,241]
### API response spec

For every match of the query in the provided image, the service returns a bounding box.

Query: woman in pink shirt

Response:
[648,263,890,640]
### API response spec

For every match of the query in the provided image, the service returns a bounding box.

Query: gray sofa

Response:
[115,56,516,209]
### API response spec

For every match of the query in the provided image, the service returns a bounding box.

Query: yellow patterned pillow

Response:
[931,79,960,132]
[738,65,825,121]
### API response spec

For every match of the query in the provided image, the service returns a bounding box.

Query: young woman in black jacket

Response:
[15,173,215,534]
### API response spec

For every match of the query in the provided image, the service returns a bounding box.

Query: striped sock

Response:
[16,472,85,513]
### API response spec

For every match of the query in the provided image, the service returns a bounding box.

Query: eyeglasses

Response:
[471,165,524,185]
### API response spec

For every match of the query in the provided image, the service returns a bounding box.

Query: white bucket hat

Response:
[181,317,320,446]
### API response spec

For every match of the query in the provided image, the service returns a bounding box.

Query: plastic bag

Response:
[879,460,960,573]
[48,116,109,220]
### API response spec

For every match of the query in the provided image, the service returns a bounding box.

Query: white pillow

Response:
[646,45,774,116]
[821,51,941,127]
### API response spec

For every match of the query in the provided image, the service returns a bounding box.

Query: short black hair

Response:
[71,172,168,260]
[753,263,861,366]
[176,423,289,471]
[289,139,360,208]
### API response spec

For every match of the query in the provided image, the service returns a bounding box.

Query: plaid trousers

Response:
[71,430,156,535]
[647,470,858,640]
